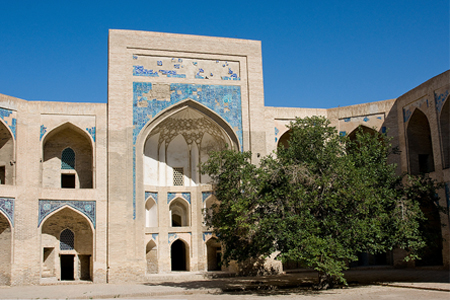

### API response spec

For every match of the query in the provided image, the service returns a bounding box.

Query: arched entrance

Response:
[407,109,435,174]
[146,240,158,274]
[277,130,292,149]
[0,212,11,285]
[171,239,189,271]
[348,125,377,141]
[40,207,93,281]
[206,238,221,271]
[0,119,14,185]
[169,198,189,227]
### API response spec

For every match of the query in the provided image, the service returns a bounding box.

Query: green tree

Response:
[202,116,445,289]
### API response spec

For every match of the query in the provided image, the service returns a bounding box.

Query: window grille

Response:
[60,229,74,250]
[61,148,75,170]
[173,167,184,186]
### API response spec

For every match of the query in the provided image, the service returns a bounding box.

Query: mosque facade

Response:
[0,30,448,285]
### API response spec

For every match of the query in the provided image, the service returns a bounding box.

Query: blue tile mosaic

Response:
[38,200,96,228]
[133,83,243,148]
[202,192,212,202]
[0,198,14,227]
[203,232,212,241]
[152,233,158,241]
[168,233,178,243]
[344,118,351,122]
[86,127,96,142]
[381,126,387,134]
[339,131,346,136]
[274,127,279,136]
[435,90,449,113]
[403,108,412,123]
[133,66,159,77]
[167,192,191,204]
[40,125,47,141]
[0,108,16,139]
[145,192,158,203]
[363,117,369,122]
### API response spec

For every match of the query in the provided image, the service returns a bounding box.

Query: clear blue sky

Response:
[0,0,448,108]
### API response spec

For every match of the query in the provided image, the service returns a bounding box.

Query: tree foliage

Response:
[202,116,445,289]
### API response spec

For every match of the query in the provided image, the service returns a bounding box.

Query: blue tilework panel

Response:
[0,198,14,227]
[38,200,96,228]
[168,233,178,244]
[86,127,96,142]
[133,83,243,149]
[435,90,449,113]
[203,232,212,241]
[202,192,212,202]
[145,192,158,203]
[339,131,346,136]
[0,108,16,139]
[151,233,158,241]
[40,125,47,141]
[167,192,191,204]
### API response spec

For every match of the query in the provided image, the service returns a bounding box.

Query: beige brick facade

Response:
[0,30,447,285]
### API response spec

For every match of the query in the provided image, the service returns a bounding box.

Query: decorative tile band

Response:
[86,127,96,142]
[403,98,429,123]
[167,192,191,204]
[339,131,346,136]
[151,233,158,241]
[203,232,212,242]
[202,192,212,202]
[145,192,158,203]
[0,198,14,227]
[168,233,178,243]
[435,90,448,113]
[38,200,96,228]
[0,108,16,139]
[40,125,47,141]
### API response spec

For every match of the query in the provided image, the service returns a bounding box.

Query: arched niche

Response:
[204,195,218,224]
[141,101,239,187]
[0,212,11,285]
[406,109,435,174]
[146,239,158,274]
[169,198,189,227]
[145,197,158,227]
[0,119,14,185]
[171,239,189,271]
[40,206,93,281]
[277,130,292,149]
[206,237,221,271]
[42,123,93,189]
[348,125,377,141]
[440,98,449,169]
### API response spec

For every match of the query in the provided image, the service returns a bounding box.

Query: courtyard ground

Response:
[0,268,448,299]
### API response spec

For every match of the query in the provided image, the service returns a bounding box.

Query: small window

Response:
[60,229,74,250]
[61,174,75,188]
[61,148,75,170]
[0,166,5,185]
[173,167,184,186]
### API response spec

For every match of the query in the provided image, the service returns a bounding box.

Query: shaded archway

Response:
[169,198,189,227]
[206,238,221,271]
[41,207,93,281]
[42,123,93,189]
[146,240,158,274]
[440,98,449,169]
[416,199,443,266]
[0,120,14,185]
[348,125,377,141]
[277,130,291,149]
[407,109,435,174]
[0,212,11,285]
[171,239,189,271]
[145,197,157,227]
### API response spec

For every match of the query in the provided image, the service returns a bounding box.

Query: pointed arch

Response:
[145,197,158,227]
[277,129,292,149]
[0,211,12,285]
[206,237,221,271]
[42,122,93,189]
[406,108,435,174]
[145,239,158,274]
[169,198,190,227]
[347,125,377,141]
[39,204,95,232]
[170,238,190,271]
[440,96,449,169]
[0,118,15,185]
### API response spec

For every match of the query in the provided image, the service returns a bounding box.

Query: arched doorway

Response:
[146,240,158,274]
[407,109,435,174]
[0,212,11,285]
[42,123,93,189]
[171,239,189,271]
[440,98,449,169]
[41,207,93,281]
[206,238,221,271]
[0,120,14,185]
